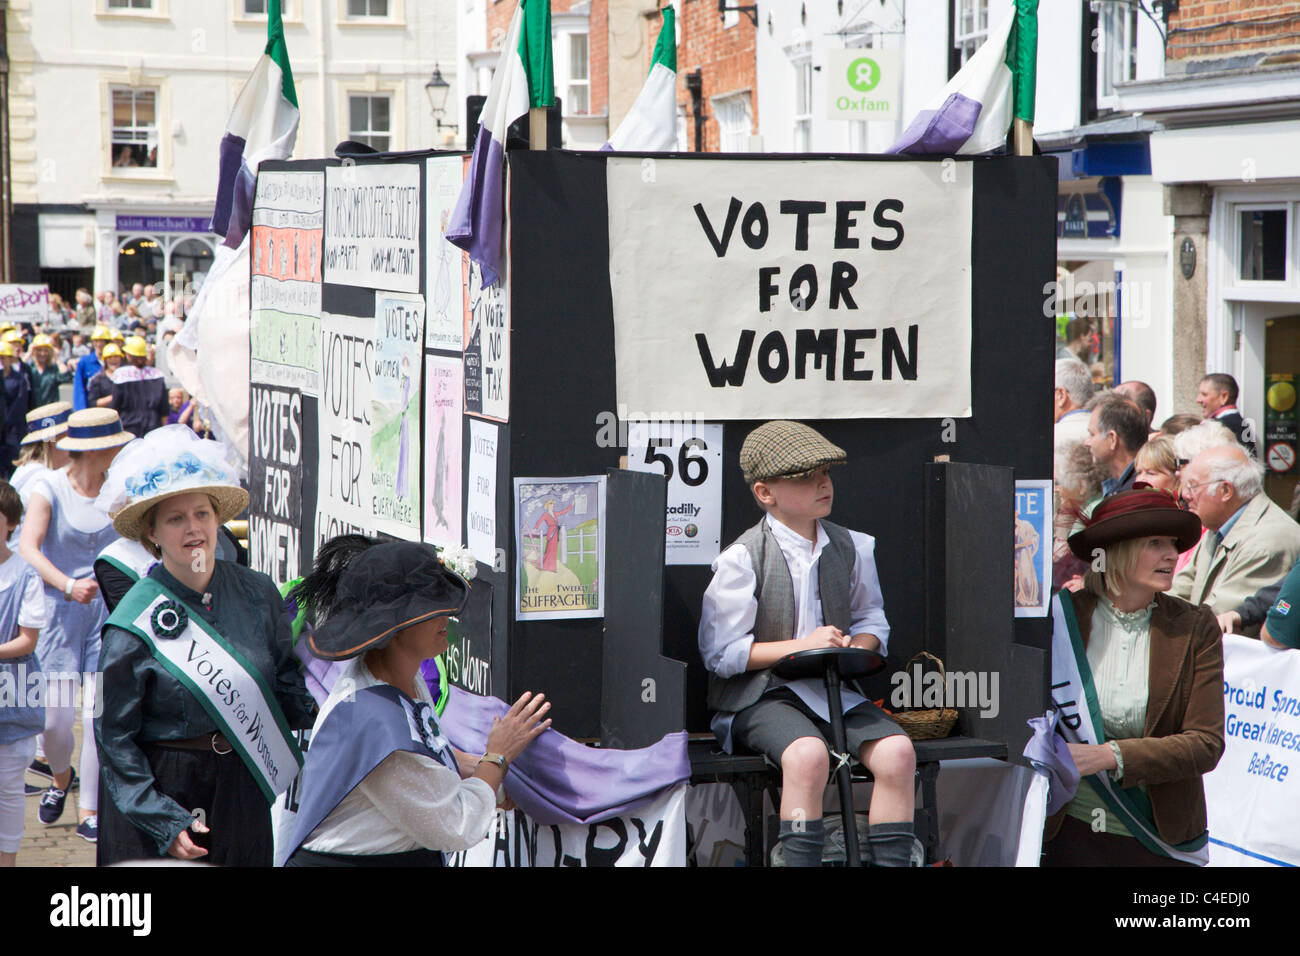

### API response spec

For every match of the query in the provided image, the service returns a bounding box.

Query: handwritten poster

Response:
[370,292,424,540]
[250,170,324,395]
[0,284,50,325]
[426,156,465,352]
[316,311,376,550]
[248,383,303,585]
[606,158,973,419]
[324,162,420,293]
[514,477,606,621]
[423,354,463,550]
[463,258,509,422]
[466,419,498,568]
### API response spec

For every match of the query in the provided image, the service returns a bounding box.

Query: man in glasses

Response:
[1171,444,1300,636]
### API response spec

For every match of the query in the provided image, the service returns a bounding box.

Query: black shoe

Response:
[27,766,77,796]
[75,817,98,843]
[28,759,53,780]
[38,785,68,825]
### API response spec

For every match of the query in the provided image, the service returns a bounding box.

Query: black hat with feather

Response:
[291,535,470,661]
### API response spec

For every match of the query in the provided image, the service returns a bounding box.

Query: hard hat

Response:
[123,336,149,358]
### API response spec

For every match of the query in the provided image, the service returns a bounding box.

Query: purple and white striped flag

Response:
[888,0,1037,155]
[446,0,554,288]
[170,0,299,465]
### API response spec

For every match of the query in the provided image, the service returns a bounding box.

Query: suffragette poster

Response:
[607,158,973,420]
[514,477,605,621]
[371,291,424,540]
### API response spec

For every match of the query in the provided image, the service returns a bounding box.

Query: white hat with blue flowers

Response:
[98,424,248,541]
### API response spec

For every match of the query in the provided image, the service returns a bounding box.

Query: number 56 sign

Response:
[626,422,723,565]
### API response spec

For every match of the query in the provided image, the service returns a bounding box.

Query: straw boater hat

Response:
[21,401,73,445]
[1067,488,1201,561]
[55,408,134,453]
[300,539,470,662]
[99,424,248,541]
[739,420,847,486]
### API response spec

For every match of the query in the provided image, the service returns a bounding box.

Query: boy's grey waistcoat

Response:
[707,518,856,713]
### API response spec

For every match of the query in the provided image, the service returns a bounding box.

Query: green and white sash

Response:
[1050,591,1208,865]
[110,576,304,803]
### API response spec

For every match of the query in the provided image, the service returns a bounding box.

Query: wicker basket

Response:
[892,651,958,740]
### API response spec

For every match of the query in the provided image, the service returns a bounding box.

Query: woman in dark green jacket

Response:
[25,334,72,408]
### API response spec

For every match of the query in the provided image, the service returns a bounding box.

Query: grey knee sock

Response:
[867,821,918,867]
[778,818,825,868]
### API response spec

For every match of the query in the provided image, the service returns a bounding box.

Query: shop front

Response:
[91,209,217,301]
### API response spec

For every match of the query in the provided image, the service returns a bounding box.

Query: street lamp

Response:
[425,65,459,133]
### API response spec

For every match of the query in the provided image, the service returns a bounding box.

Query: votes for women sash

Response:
[110,576,303,802]
[1050,591,1208,865]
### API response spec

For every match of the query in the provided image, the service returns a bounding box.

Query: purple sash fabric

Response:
[438,685,690,826]
[1022,708,1080,815]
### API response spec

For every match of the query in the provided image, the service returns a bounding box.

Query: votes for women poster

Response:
[514,477,606,621]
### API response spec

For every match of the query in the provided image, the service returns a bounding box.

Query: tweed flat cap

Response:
[740,421,847,485]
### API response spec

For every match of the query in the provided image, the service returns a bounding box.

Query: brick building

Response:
[670,0,757,151]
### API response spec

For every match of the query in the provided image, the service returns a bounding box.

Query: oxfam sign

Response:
[847,56,881,92]
[828,48,898,121]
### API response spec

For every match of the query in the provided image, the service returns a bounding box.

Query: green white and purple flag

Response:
[171,0,299,465]
[888,0,1037,155]
[210,0,300,246]
[447,0,554,287]
[604,7,677,151]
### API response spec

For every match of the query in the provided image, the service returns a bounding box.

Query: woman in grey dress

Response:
[19,408,132,842]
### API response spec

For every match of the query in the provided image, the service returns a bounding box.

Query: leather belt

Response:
[154,732,234,755]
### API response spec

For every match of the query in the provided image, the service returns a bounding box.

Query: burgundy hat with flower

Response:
[1067,488,1201,561]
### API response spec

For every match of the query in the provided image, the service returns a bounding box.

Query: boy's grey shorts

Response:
[730,687,908,767]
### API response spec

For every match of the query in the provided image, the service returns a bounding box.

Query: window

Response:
[1098,2,1138,103]
[715,93,752,152]
[1239,208,1289,282]
[111,89,159,169]
[349,94,392,151]
[347,0,388,16]
[953,0,988,67]
[568,34,590,115]
[792,58,812,152]
[244,0,267,12]
[108,0,154,8]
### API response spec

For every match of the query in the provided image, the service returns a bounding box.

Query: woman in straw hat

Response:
[277,536,550,867]
[19,408,132,843]
[0,341,30,476]
[7,403,72,541]
[1043,488,1225,866]
[24,333,72,409]
[95,425,314,865]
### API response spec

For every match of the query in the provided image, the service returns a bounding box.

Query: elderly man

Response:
[1084,394,1147,498]
[1173,444,1300,632]
[1054,359,1092,472]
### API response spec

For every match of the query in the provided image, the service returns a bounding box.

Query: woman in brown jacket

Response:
[1044,488,1225,866]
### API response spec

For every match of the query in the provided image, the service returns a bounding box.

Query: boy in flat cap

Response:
[698,420,917,866]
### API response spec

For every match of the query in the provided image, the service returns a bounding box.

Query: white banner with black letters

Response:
[448,784,687,867]
[607,158,972,419]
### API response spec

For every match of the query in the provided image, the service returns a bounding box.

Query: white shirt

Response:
[698,514,890,750]
[302,657,497,856]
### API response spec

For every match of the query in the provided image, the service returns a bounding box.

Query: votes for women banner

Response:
[607,158,973,420]
[1204,635,1300,866]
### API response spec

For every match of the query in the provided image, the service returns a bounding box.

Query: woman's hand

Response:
[167,820,209,860]
[484,692,551,763]
[1216,610,1242,635]
[69,578,99,605]
[1067,742,1119,777]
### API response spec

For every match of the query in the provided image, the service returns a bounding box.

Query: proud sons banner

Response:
[607,158,973,420]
